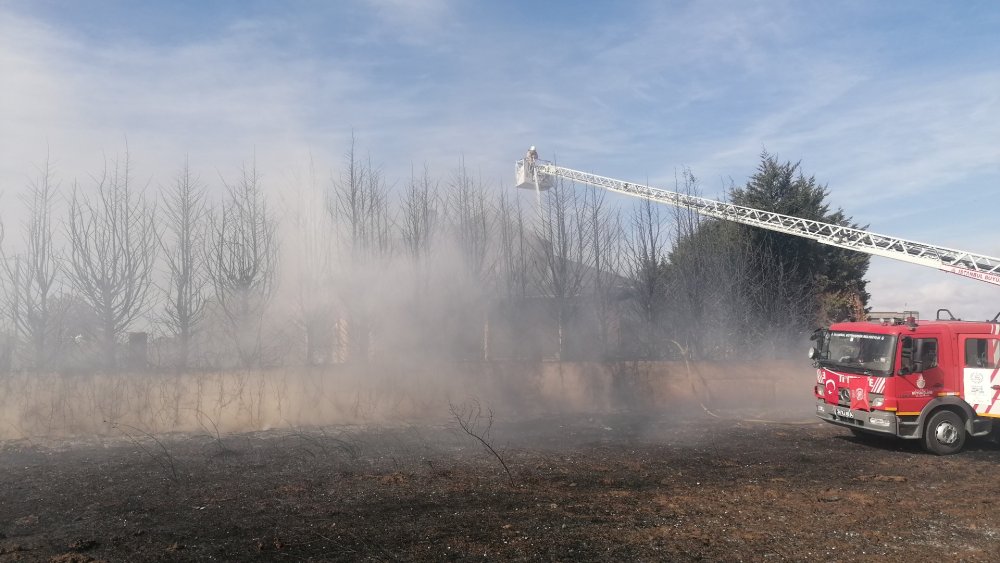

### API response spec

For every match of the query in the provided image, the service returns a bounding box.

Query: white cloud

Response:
[360,0,456,44]
[2,8,371,200]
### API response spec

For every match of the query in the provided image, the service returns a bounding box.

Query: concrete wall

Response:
[0,360,811,440]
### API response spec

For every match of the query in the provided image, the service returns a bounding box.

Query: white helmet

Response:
[529,146,535,151]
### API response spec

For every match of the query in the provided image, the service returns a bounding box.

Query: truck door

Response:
[896,337,943,412]
[962,336,1000,416]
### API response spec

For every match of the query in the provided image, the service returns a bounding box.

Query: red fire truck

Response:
[516,149,1000,454]
[811,312,1000,454]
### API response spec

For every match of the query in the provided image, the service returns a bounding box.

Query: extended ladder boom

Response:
[516,158,1000,286]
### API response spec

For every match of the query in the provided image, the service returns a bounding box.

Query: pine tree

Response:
[729,151,870,324]
[662,152,869,360]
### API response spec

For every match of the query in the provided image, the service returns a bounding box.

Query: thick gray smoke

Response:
[0,147,817,440]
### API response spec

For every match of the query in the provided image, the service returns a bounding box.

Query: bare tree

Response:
[66,150,158,371]
[624,194,668,358]
[492,189,537,359]
[666,216,748,360]
[331,137,393,266]
[400,163,439,268]
[533,179,587,360]
[329,136,393,361]
[159,157,210,370]
[663,169,714,358]
[583,185,624,359]
[445,159,494,360]
[396,163,442,357]
[495,190,530,302]
[208,159,278,368]
[285,155,336,365]
[447,159,493,282]
[2,154,65,371]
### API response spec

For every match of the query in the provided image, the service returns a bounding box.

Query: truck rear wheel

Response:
[922,410,966,455]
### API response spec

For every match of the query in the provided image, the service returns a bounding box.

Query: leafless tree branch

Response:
[66,148,158,371]
[449,399,514,487]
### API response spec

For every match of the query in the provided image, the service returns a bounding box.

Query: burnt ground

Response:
[2,410,1000,562]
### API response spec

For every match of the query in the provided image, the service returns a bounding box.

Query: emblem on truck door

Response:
[916,374,926,389]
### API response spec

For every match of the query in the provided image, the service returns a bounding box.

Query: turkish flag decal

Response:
[850,381,870,411]
[824,375,838,405]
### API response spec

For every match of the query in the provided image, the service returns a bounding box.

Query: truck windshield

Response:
[822,331,895,376]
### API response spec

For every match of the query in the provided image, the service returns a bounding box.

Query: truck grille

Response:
[838,388,851,406]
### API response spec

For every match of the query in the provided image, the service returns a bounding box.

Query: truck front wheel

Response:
[923,410,966,455]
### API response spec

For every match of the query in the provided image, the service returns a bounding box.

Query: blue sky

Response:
[3,0,1000,319]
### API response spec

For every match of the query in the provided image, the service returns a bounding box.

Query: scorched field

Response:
[2,411,1000,562]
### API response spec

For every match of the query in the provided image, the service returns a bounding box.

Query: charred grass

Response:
[2,414,1000,561]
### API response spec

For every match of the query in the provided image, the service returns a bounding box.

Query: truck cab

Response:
[813,315,1000,454]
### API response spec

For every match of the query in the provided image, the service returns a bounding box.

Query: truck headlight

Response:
[868,416,891,427]
[870,394,884,408]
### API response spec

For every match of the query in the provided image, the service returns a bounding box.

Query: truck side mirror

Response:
[808,329,827,364]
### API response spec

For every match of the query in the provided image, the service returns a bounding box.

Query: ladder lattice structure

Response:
[517,159,1000,286]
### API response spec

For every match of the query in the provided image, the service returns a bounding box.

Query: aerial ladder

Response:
[515,152,1000,288]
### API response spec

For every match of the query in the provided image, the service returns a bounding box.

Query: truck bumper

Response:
[815,400,901,437]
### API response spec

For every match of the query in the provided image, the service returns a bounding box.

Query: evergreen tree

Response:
[663,152,869,360]
[730,151,869,325]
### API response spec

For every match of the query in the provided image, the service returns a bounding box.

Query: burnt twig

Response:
[449,399,514,487]
[105,420,180,483]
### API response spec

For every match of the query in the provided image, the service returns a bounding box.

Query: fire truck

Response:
[516,150,1000,454]
[809,313,1000,454]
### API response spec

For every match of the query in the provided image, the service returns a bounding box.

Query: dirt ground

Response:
[2,409,1000,562]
